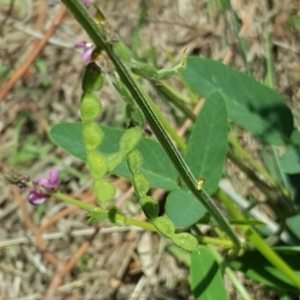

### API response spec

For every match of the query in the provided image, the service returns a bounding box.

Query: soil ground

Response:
[1,0,300,299]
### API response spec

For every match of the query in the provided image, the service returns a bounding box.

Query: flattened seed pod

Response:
[153,217,175,239]
[127,149,143,175]
[80,93,102,122]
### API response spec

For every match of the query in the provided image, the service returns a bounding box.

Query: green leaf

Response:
[49,122,178,190]
[185,91,228,195]
[230,247,300,292]
[279,130,300,174]
[279,145,300,174]
[182,57,293,145]
[286,214,300,240]
[191,247,229,300]
[166,189,206,228]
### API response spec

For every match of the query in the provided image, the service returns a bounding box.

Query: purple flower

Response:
[82,0,92,6]
[75,41,94,63]
[144,124,153,136]
[29,170,59,206]
[29,189,47,206]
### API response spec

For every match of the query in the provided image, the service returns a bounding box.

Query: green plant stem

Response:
[153,81,281,196]
[154,80,196,122]
[271,146,289,194]
[217,189,300,290]
[51,190,233,248]
[52,191,156,231]
[264,24,290,195]
[227,0,250,73]
[61,0,241,248]
[198,236,233,248]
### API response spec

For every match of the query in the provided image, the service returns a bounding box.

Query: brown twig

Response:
[43,227,101,300]
[0,5,67,102]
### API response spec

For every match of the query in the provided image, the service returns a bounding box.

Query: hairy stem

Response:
[61,0,241,248]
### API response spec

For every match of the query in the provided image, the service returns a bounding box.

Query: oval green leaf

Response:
[49,122,178,190]
[279,145,300,174]
[182,57,293,145]
[191,247,229,300]
[185,91,228,195]
[166,189,206,228]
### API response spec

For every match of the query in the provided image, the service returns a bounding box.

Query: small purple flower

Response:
[33,169,59,189]
[82,0,92,6]
[144,124,153,136]
[75,41,94,63]
[29,170,59,206]
[29,189,47,206]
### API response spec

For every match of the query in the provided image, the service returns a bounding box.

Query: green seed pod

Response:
[80,93,102,122]
[88,151,108,179]
[113,41,133,63]
[127,149,143,175]
[153,216,175,238]
[94,179,116,203]
[126,104,146,128]
[108,206,118,223]
[83,123,104,151]
[139,196,159,220]
[107,152,125,172]
[119,127,142,154]
[132,173,150,198]
[82,62,104,93]
[171,233,198,252]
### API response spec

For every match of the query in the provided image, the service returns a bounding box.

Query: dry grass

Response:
[1,0,300,299]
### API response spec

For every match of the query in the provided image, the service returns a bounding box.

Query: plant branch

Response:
[61,0,241,248]
[50,191,234,247]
